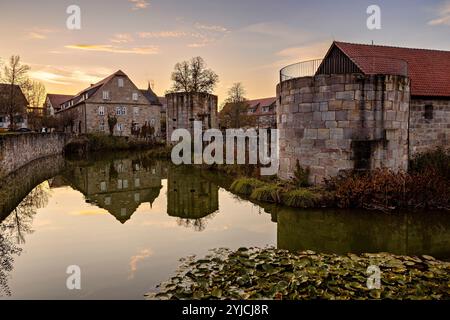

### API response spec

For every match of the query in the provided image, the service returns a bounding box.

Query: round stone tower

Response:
[277,71,410,184]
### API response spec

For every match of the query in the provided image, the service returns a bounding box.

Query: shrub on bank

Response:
[325,168,449,210]
[250,184,283,203]
[282,188,321,208]
[410,147,450,182]
[230,178,266,196]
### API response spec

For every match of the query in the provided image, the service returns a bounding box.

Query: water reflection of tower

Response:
[167,166,219,231]
[64,158,163,223]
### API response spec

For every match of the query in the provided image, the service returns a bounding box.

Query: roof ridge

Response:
[335,41,450,54]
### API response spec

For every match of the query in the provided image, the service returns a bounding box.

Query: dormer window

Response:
[118,78,124,87]
[103,91,110,100]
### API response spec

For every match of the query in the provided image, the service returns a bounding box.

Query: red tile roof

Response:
[246,97,277,115]
[46,94,74,107]
[334,42,450,97]
[247,97,277,109]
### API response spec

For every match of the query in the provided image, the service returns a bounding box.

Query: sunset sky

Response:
[0,0,449,103]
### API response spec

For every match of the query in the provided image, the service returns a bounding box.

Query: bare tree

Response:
[23,80,46,109]
[23,80,46,131]
[170,57,219,94]
[219,83,255,129]
[0,56,30,130]
[0,184,48,296]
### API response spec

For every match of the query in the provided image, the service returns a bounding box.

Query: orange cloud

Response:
[110,33,134,43]
[129,0,150,10]
[65,44,160,55]
[428,1,450,26]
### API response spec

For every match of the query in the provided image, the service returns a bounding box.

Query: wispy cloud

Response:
[428,1,450,26]
[129,0,150,10]
[110,33,134,43]
[138,31,189,38]
[27,27,56,40]
[276,41,330,61]
[128,249,152,279]
[136,22,228,48]
[253,40,330,71]
[65,44,160,55]
[241,22,311,42]
[29,65,113,86]
[187,22,229,48]
[195,23,228,33]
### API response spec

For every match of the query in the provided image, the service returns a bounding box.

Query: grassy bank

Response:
[146,247,450,300]
[226,148,450,211]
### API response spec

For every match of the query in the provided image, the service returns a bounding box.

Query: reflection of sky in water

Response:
[1,156,449,299]
[3,180,276,299]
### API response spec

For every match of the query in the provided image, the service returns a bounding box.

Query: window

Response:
[100,181,106,192]
[99,121,105,132]
[117,123,124,131]
[150,118,155,126]
[135,178,140,187]
[116,106,127,116]
[132,92,138,101]
[103,91,110,100]
[118,180,123,189]
[98,106,105,116]
[118,78,124,87]
[424,104,433,120]
[134,193,140,202]
[105,197,111,205]
[133,107,139,116]
[123,180,128,188]
[120,208,127,217]
[0,117,4,123]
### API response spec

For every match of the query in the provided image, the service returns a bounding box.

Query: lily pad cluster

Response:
[146,247,450,300]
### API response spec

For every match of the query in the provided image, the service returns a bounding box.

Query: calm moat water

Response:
[0,151,449,299]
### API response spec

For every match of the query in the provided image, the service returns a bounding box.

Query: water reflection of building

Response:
[167,166,219,231]
[64,158,163,223]
[275,208,450,260]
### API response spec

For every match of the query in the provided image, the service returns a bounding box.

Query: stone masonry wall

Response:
[166,92,218,144]
[277,74,410,184]
[0,133,69,179]
[409,98,450,156]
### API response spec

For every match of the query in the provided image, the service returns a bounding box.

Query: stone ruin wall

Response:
[166,92,218,144]
[409,98,450,156]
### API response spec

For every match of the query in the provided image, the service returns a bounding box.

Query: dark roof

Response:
[46,94,74,107]
[333,41,450,97]
[140,86,162,106]
[0,83,29,107]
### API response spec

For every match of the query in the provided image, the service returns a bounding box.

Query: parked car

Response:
[15,128,32,132]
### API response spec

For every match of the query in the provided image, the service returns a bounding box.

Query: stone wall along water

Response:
[0,133,69,179]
